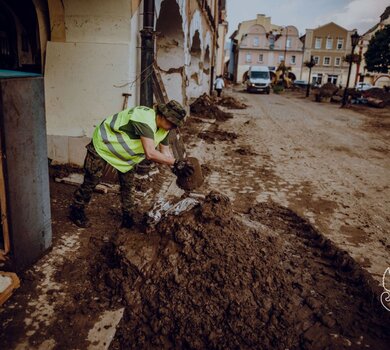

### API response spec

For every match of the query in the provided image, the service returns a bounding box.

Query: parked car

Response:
[246,66,271,94]
[293,80,308,88]
[355,82,373,91]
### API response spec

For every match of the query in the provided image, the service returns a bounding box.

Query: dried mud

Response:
[96,192,390,350]
[190,93,233,121]
[198,128,238,144]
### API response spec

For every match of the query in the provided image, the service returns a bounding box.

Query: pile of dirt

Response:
[101,192,389,349]
[217,96,247,109]
[190,93,233,121]
[198,129,238,143]
[319,83,338,97]
[363,88,390,105]
[232,146,257,156]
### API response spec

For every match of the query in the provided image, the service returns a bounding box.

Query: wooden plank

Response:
[0,129,10,256]
[152,62,187,160]
[0,272,20,306]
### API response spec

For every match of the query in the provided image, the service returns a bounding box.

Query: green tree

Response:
[365,25,390,73]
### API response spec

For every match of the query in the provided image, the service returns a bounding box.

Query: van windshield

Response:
[250,71,269,79]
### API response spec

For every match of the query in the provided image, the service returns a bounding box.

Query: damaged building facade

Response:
[0,0,227,167]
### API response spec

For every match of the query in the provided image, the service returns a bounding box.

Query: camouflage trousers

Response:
[72,143,135,215]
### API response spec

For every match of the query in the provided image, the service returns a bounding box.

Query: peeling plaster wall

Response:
[156,0,215,104]
[202,31,211,92]
[156,0,188,105]
[45,0,142,165]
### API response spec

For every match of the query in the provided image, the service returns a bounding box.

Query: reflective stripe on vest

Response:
[92,107,169,173]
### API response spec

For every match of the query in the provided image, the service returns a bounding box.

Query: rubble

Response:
[190,93,233,121]
[363,88,390,106]
[319,82,338,98]
[99,192,390,350]
[216,96,247,109]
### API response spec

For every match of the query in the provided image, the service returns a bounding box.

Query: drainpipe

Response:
[140,0,155,107]
[209,0,218,95]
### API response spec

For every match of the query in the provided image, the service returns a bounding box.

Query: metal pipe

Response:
[342,45,355,107]
[209,0,218,95]
[140,0,155,107]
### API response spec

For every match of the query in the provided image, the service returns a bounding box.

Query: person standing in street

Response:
[69,100,194,229]
[214,75,225,98]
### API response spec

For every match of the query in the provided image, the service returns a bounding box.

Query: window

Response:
[337,38,344,50]
[326,37,333,49]
[246,53,252,63]
[286,38,292,48]
[335,57,341,66]
[327,75,338,84]
[323,56,331,65]
[278,55,284,63]
[312,73,323,85]
[314,56,320,64]
[258,54,263,62]
[269,34,275,50]
[290,55,296,64]
[253,37,259,47]
[315,37,322,49]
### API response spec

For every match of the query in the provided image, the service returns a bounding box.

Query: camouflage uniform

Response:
[72,143,135,215]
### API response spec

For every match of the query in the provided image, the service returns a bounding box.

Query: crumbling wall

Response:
[187,29,203,99]
[156,0,187,104]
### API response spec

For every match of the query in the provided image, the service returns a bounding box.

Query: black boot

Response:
[121,212,135,229]
[69,204,90,228]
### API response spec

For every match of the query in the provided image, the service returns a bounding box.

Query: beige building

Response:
[301,22,357,87]
[229,14,303,83]
[229,15,303,82]
[356,6,390,88]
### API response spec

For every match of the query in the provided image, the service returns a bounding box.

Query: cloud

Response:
[315,0,388,32]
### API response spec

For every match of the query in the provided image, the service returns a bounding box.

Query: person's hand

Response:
[172,159,195,177]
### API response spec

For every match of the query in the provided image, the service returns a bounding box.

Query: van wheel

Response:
[266,88,270,95]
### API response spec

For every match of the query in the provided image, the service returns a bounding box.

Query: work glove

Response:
[172,159,195,177]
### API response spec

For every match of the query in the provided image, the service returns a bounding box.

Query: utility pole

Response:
[341,31,360,107]
[306,56,316,97]
[140,0,155,107]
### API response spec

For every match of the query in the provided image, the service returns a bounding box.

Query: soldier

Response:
[69,100,194,228]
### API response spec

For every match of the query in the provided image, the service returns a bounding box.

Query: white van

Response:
[246,66,271,94]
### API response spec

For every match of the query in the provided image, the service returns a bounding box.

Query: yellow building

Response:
[301,22,357,87]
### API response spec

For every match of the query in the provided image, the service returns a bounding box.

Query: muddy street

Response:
[1,88,389,349]
[193,88,390,282]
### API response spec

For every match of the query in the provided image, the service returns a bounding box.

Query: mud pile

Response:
[190,93,233,121]
[217,96,247,109]
[363,88,390,105]
[198,129,238,143]
[319,83,338,97]
[104,192,390,350]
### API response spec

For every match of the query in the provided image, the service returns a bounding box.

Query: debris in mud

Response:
[190,93,233,121]
[198,128,238,144]
[176,157,204,191]
[363,88,390,105]
[216,96,247,109]
[319,82,338,98]
[103,193,390,350]
[232,146,257,156]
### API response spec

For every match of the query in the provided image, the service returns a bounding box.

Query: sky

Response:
[226,0,389,37]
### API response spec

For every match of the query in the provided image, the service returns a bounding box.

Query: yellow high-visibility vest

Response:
[92,107,169,173]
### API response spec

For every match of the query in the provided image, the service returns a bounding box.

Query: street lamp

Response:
[341,31,360,107]
[305,55,316,97]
